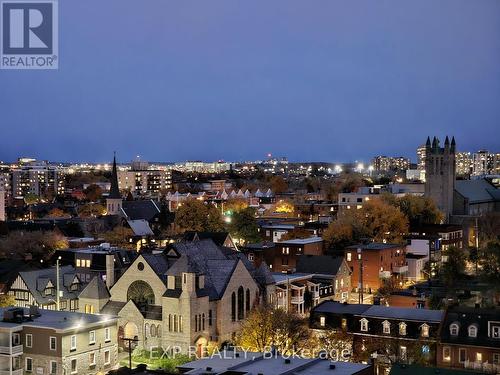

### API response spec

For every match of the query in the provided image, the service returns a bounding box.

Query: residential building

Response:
[117,159,172,196]
[0,306,118,375]
[178,351,373,375]
[472,150,499,176]
[266,237,324,273]
[0,190,5,222]
[11,160,65,199]
[81,239,275,355]
[424,136,456,219]
[456,152,473,176]
[341,243,407,292]
[409,224,463,251]
[437,305,500,373]
[417,145,426,171]
[372,156,411,172]
[310,302,444,371]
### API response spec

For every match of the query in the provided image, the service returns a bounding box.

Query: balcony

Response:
[392,265,408,274]
[290,296,304,304]
[0,345,23,355]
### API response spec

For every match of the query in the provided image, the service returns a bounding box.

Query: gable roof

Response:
[182,231,231,247]
[296,255,346,276]
[361,305,444,323]
[121,200,160,221]
[455,179,499,203]
[79,276,110,300]
[127,219,154,236]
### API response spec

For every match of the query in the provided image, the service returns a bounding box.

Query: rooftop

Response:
[278,236,323,245]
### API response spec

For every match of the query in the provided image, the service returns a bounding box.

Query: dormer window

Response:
[450,323,460,336]
[360,318,369,332]
[382,320,391,334]
[399,322,407,336]
[70,282,79,291]
[44,287,54,296]
[490,324,500,339]
[421,324,430,338]
[468,325,478,338]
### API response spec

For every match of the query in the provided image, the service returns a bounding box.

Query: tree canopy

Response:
[0,230,68,261]
[228,207,261,244]
[174,199,224,233]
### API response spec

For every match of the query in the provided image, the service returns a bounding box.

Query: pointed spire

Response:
[426,136,431,148]
[432,137,437,151]
[451,136,456,153]
[108,152,121,199]
[444,136,449,146]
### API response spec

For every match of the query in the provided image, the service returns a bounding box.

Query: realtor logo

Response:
[1,0,58,69]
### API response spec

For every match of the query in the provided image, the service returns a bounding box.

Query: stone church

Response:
[78,239,275,354]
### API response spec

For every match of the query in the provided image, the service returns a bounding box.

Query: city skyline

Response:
[1,0,500,162]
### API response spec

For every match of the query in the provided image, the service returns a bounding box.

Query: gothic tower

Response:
[106,153,123,215]
[424,136,456,221]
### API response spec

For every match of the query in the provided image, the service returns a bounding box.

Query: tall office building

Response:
[424,136,456,220]
[417,145,427,171]
[0,190,5,221]
[455,152,472,176]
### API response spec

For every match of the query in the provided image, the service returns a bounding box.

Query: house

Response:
[0,306,118,375]
[177,351,373,375]
[239,241,275,268]
[437,305,500,373]
[181,231,236,250]
[81,239,275,355]
[409,223,464,251]
[341,243,407,292]
[267,237,324,273]
[310,301,444,371]
[8,266,83,311]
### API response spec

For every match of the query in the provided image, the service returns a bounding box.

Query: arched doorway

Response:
[123,322,139,349]
[194,336,208,358]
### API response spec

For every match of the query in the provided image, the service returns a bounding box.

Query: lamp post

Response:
[357,248,363,304]
[56,256,61,311]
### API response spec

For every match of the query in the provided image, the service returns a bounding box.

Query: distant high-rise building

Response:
[372,156,410,172]
[424,136,456,220]
[417,145,427,171]
[472,150,500,176]
[0,190,5,221]
[117,158,172,195]
[11,159,64,199]
[455,152,472,176]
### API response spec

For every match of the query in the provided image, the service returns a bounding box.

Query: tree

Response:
[440,246,467,287]
[270,176,288,194]
[235,306,314,355]
[0,295,15,307]
[323,221,354,250]
[384,194,443,225]
[102,225,135,249]
[228,208,261,244]
[0,230,68,261]
[24,193,39,205]
[174,199,224,233]
[46,208,67,218]
[83,184,103,202]
[224,199,248,214]
[316,329,352,360]
[479,240,500,288]
[78,203,106,218]
[281,228,313,241]
[273,200,295,215]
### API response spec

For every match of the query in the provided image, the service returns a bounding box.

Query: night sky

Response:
[1,0,499,163]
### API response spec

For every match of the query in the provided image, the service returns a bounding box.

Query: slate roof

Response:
[100,301,126,315]
[79,276,110,300]
[127,219,154,236]
[121,200,160,221]
[346,243,402,251]
[312,301,371,315]
[440,305,500,349]
[296,255,346,276]
[361,305,444,323]
[182,231,231,247]
[18,266,83,305]
[278,237,323,245]
[455,179,499,203]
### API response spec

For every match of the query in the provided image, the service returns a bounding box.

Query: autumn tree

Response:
[24,193,39,205]
[0,295,15,307]
[439,246,467,287]
[0,230,68,261]
[224,199,248,214]
[383,194,443,225]
[174,199,224,233]
[78,203,106,218]
[479,241,500,288]
[270,176,288,194]
[235,306,314,355]
[315,329,353,360]
[46,208,67,218]
[83,184,103,202]
[228,208,261,244]
[102,225,135,249]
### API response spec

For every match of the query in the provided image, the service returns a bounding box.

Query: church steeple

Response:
[109,152,121,199]
[106,153,122,215]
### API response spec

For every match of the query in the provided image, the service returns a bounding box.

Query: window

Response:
[421,324,429,337]
[50,361,57,374]
[70,358,77,374]
[179,316,183,333]
[104,350,111,365]
[76,259,81,267]
[231,292,236,322]
[208,310,213,326]
[246,288,251,313]
[468,325,478,338]
[144,323,149,338]
[86,259,91,268]
[459,348,467,363]
[50,336,57,351]
[105,327,111,342]
[493,353,500,364]
[89,352,96,366]
[25,334,32,348]
[399,322,407,336]
[400,346,407,361]
[382,321,390,334]
[450,323,459,336]
[150,324,156,337]
[26,357,33,372]
[476,352,482,362]
[89,330,96,344]
[360,318,368,332]
[248,253,254,261]
[442,346,451,362]
[85,304,94,314]
[492,325,500,338]
[237,286,244,320]
[347,253,352,262]
[70,335,77,351]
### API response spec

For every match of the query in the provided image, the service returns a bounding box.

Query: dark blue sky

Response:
[1,0,499,163]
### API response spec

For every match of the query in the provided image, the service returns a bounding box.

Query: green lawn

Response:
[119,350,192,373]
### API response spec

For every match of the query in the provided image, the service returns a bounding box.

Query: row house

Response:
[0,306,118,375]
[265,237,324,273]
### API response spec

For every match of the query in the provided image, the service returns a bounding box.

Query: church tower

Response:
[106,153,123,215]
[424,136,456,221]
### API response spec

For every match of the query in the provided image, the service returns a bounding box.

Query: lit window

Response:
[400,346,407,361]
[476,352,482,362]
[320,316,326,327]
[383,321,391,334]
[399,322,407,336]
[347,253,352,262]
[421,324,429,337]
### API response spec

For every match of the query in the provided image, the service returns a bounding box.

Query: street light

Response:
[56,256,61,311]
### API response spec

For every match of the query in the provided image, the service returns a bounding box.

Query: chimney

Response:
[105,253,115,288]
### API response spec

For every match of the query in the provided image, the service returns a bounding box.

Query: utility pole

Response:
[56,256,61,311]
[123,338,139,368]
[475,217,479,274]
[357,248,363,304]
